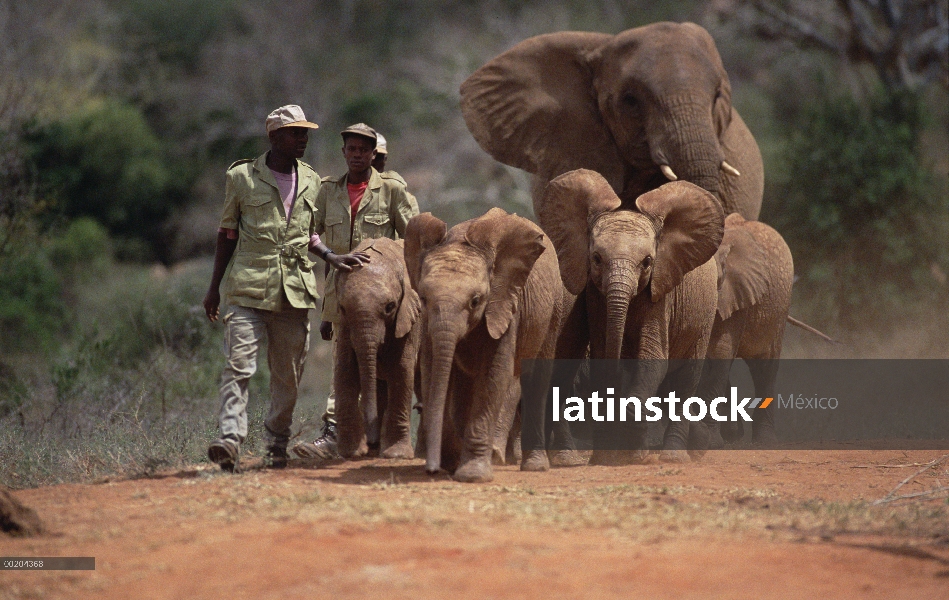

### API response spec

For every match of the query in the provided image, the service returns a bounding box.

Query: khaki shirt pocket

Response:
[226,253,276,300]
[325,215,348,251]
[241,192,275,234]
[361,212,391,239]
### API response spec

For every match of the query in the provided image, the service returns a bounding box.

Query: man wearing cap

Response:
[291,123,419,460]
[203,105,368,471]
[372,132,418,208]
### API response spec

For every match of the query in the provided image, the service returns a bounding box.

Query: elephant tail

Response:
[787,316,840,344]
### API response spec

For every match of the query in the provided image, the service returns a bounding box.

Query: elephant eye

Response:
[385,301,397,314]
[642,256,653,269]
[592,253,603,266]
[622,92,638,108]
[470,295,481,309]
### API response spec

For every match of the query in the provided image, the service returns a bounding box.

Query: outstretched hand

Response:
[329,251,371,272]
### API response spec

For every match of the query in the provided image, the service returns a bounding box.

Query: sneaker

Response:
[291,422,339,460]
[208,437,240,472]
[265,446,288,469]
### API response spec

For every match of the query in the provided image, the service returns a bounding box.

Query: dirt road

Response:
[3,450,948,599]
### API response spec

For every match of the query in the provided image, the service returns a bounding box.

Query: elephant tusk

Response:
[721,161,741,177]
[660,164,678,181]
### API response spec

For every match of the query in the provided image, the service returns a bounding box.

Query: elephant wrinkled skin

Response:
[334,238,420,460]
[699,213,794,448]
[405,208,566,482]
[461,21,763,220]
[539,170,724,464]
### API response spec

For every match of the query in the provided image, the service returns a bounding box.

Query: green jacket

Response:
[220,153,322,311]
[316,167,419,322]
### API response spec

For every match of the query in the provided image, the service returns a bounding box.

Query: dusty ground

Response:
[2,450,948,599]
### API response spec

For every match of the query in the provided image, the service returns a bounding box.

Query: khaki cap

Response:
[375,132,388,155]
[340,122,377,143]
[265,105,320,133]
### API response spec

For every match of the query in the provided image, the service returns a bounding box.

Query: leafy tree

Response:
[767,85,948,331]
[23,100,187,262]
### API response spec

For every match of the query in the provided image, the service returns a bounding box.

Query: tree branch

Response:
[751,0,846,54]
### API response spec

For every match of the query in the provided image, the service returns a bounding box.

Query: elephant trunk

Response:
[424,328,458,474]
[604,260,636,360]
[650,99,722,198]
[353,325,381,445]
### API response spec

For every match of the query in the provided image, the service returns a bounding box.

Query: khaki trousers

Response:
[218,304,310,450]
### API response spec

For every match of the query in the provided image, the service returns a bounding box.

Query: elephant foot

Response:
[381,440,414,459]
[338,437,369,459]
[548,449,587,467]
[752,427,778,449]
[706,423,725,450]
[453,458,494,483]
[659,449,690,463]
[520,449,549,472]
[720,420,744,444]
[589,450,657,466]
[506,431,522,465]
[687,423,710,461]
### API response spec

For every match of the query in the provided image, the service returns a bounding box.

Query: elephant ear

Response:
[395,282,421,339]
[465,211,547,339]
[460,31,625,190]
[404,213,447,291]
[539,169,621,295]
[635,181,724,301]
[681,22,732,139]
[716,213,770,320]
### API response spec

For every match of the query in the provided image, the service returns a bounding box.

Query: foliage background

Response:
[0,0,946,486]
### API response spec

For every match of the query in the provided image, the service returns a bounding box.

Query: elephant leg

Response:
[705,316,744,445]
[454,364,516,483]
[334,336,368,458]
[504,408,522,466]
[588,359,656,466]
[520,357,557,471]
[381,366,414,460]
[494,378,520,465]
[697,357,736,448]
[746,357,780,447]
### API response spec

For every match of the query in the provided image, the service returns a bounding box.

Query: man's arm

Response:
[203,230,238,322]
[391,185,420,237]
[309,236,370,271]
[309,180,370,272]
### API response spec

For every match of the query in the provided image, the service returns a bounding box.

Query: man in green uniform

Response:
[292,123,419,459]
[203,105,368,471]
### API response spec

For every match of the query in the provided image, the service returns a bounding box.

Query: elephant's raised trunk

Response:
[605,260,636,359]
[424,328,458,474]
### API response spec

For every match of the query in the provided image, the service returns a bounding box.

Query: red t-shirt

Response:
[347,180,369,225]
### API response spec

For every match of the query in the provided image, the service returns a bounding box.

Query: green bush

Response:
[0,245,65,353]
[23,100,187,262]
[766,87,949,333]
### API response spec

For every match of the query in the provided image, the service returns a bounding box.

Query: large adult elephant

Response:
[461,21,763,220]
[405,208,567,482]
[539,170,724,463]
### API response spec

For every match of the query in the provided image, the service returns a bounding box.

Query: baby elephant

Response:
[699,213,792,447]
[334,237,421,459]
[405,208,565,482]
